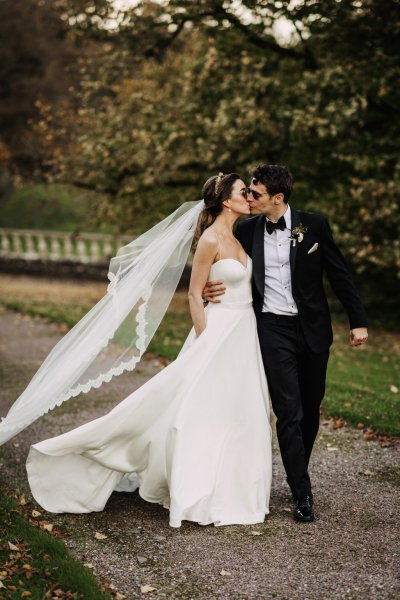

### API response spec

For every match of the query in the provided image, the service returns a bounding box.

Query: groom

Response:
[204,164,368,522]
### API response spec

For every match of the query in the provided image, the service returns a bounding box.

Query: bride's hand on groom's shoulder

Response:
[202,279,226,303]
[349,327,368,347]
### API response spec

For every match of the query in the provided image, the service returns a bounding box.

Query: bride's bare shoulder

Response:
[194,228,219,260]
[199,227,218,245]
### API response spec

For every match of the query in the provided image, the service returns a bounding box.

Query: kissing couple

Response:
[0,164,368,527]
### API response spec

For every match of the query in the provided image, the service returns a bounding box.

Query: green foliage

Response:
[0,483,112,599]
[0,0,78,177]
[0,184,105,232]
[5,0,400,316]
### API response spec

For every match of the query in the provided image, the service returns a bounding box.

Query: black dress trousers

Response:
[257,312,329,500]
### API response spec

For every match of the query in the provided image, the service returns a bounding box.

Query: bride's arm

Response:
[188,233,218,337]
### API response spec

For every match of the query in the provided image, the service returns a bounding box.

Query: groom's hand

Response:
[202,279,226,304]
[349,327,368,347]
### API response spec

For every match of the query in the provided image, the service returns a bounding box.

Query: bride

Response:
[8,173,273,528]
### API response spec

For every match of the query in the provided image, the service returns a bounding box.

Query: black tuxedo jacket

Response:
[235,208,368,353]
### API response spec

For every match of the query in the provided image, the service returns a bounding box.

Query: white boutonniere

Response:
[289,223,308,246]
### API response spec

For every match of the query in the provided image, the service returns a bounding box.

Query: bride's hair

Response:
[193,172,241,248]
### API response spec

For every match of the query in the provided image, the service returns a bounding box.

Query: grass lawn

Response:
[0,274,398,436]
[326,328,399,435]
[0,483,113,599]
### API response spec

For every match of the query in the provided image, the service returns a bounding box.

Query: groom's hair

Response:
[251,164,293,203]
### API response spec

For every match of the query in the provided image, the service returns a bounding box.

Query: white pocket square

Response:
[307,242,319,255]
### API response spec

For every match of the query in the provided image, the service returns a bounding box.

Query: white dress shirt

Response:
[262,205,298,315]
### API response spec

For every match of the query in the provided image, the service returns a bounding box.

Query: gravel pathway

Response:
[0,306,399,600]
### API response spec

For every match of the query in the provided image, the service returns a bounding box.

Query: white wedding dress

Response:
[26,256,272,527]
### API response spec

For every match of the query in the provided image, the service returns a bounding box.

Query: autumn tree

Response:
[8,0,400,315]
[0,0,83,184]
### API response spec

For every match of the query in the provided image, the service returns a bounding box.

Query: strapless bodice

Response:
[208,256,253,307]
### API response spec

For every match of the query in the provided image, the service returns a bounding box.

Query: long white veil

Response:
[0,200,205,445]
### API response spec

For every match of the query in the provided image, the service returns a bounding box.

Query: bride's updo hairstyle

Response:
[193,172,241,248]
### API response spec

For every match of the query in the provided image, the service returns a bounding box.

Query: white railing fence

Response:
[0,228,133,264]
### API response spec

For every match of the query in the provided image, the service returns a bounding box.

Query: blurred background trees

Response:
[0,0,399,319]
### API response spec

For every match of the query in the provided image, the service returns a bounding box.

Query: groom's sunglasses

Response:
[247,189,267,200]
[240,187,265,199]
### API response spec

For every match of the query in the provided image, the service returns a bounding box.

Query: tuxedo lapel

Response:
[289,207,301,291]
[252,215,265,298]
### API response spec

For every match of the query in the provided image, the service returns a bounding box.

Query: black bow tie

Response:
[265,215,286,235]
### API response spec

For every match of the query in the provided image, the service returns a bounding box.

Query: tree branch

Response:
[281,10,319,70]
[214,5,309,64]
[136,6,310,65]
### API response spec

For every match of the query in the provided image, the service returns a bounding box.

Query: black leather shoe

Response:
[293,495,314,522]
[291,491,314,505]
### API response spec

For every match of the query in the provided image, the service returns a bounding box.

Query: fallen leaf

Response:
[31,510,41,518]
[0,581,5,589]
[12,442,20,448]
[21,592,32,597]
[327,446,339,452]
[94,532,107,540]
[42,523,54,532]
[140,584,156,593]
[363,469,375,476]
[7,542,19,551]
[250,531,262,536]
[357,423,364,430]
[83,563,94,569]
[22,564,32,570]
[103,582,116,591]
[115,593,126,600]
[220,570,231,576]
[390,385,398,393]
[19,495,27,506]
